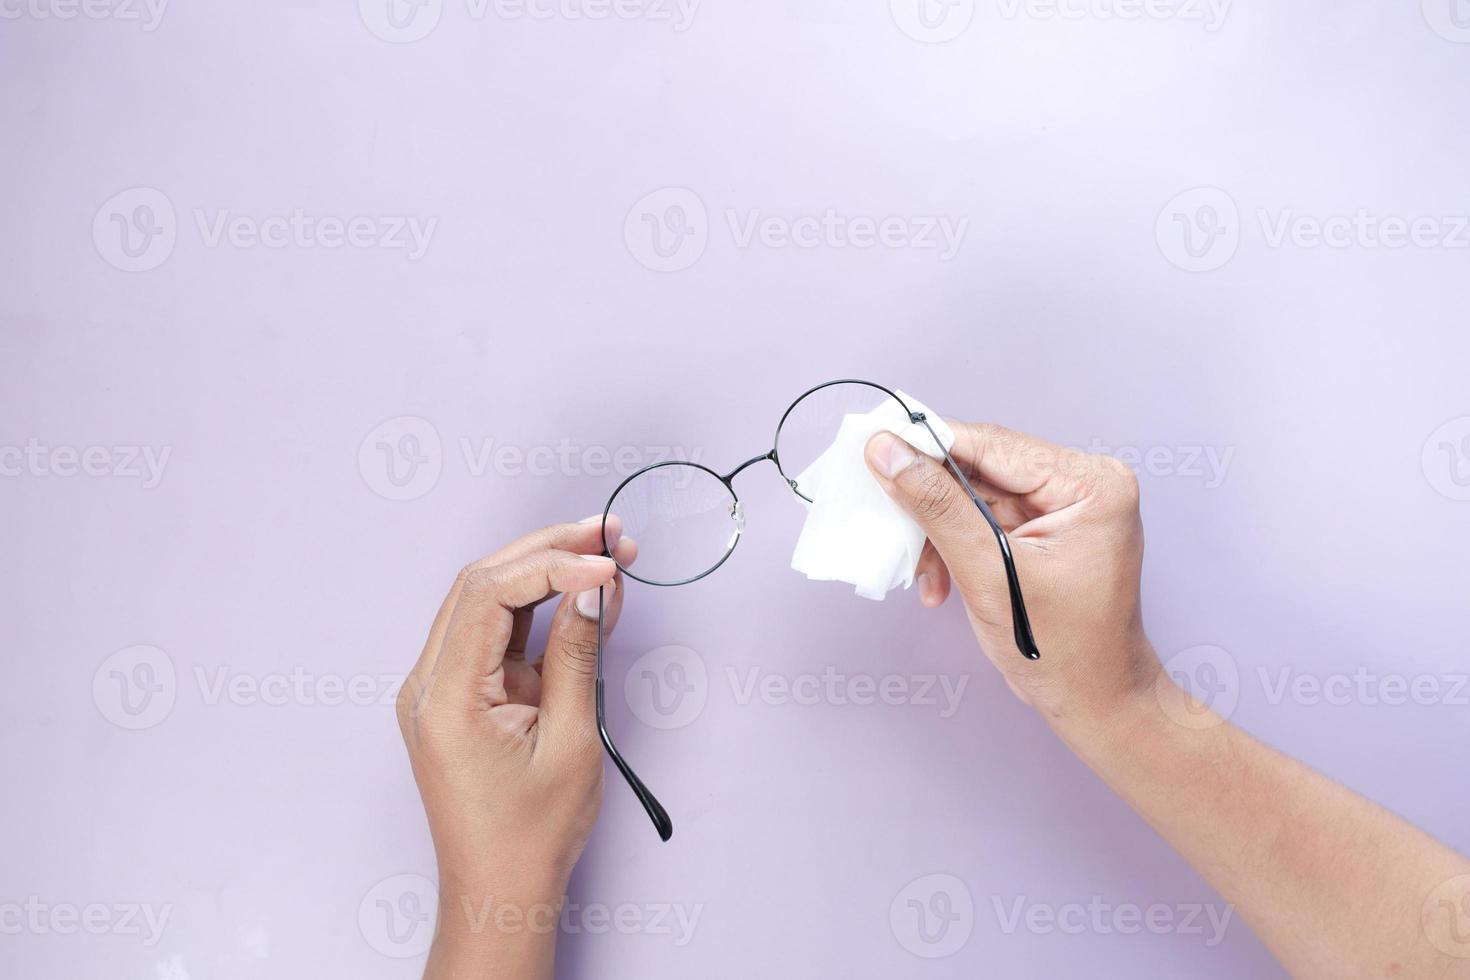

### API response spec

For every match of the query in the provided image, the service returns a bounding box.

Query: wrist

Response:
[1044,646,1240,788]
[1037,636,1169,757]
[437,865,570,931]
[426,919,556,980]
[427,873,567,980]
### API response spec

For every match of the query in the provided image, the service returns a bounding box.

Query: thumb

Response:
[864,430,1008,606]
[538,575,623,755]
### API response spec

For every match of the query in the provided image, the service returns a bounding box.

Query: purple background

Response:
[5,1,1469,977]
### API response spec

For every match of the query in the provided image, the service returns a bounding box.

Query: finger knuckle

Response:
[1054,446,1090,480]
[394,686,414,734]
[970,422,1004,446]
[557,633,601,677]
[460,563,508,597]
[395,675,435,730]
[910,466,959,524]
[1101,457,1141,508]
[457,561,488,588]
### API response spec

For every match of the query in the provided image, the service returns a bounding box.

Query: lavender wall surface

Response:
[4,2,1469,977]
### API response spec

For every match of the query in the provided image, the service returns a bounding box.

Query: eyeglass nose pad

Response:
[727,500,745,549]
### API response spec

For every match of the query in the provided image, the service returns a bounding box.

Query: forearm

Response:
[1052,647,1470,979]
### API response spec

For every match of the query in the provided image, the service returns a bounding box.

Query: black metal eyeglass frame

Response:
[594,379,1040,841]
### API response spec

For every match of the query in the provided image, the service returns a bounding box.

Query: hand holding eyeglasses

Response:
[396,518,635,980]
[864,421,1163,726]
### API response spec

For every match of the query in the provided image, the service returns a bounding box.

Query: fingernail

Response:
[578,514,603,524]
[579,554,614,563]
[917,572,934,603]
[575,579,613,619]
[869,432,916,479]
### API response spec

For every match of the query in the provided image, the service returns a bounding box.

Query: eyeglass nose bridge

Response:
[720,449,777,485]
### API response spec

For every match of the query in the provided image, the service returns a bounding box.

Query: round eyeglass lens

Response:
[774,382,916,503]
[604,463,743,585]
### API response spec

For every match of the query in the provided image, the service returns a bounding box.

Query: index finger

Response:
[432,550,617,713]
[416,516,623,677]
[947,422,1097,515]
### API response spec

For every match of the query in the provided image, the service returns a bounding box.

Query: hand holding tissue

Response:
[789,391,955,600]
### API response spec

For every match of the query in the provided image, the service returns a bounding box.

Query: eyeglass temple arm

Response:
[595,584,674,841]
[916,416,1042,662]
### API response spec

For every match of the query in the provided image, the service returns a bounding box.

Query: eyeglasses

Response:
[593,379,1040,841]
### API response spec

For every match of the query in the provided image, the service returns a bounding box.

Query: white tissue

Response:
[789,390,955,600]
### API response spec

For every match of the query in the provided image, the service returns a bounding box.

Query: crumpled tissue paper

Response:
[789,391,955,600]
